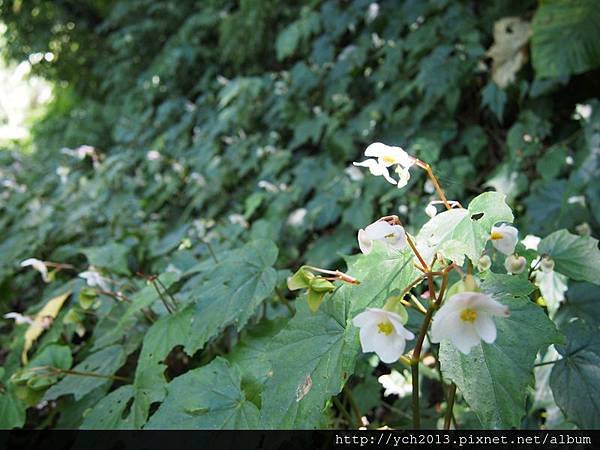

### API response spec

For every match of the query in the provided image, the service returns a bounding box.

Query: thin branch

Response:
[444,383,457,430]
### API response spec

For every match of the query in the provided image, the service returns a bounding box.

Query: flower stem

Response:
[444,383,457,429]
[415,160,451,210]
[406,234,429,272]
[33,366,130,382]
[332,395,355,428]
[411,302,436,429]
[344,384,363,427]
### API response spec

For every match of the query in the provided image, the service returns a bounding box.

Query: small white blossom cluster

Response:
[79,268,112,292]
[353,143,415,188]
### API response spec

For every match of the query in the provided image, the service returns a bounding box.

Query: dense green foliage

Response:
[0,0,599,430]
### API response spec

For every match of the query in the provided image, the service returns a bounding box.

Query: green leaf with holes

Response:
[80,385,135,429]
[416,191,513,265]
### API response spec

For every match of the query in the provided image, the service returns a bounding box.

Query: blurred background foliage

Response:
[0,0,599,429]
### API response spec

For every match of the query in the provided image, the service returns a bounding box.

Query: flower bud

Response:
[504,254,526,274]
[425,203,438,218]
[540,256,555,273]
[477,255,492,272]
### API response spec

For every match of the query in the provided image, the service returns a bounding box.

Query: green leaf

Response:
[92,272,179,350]
[184,239,278,354]
[43,345,126,401]
[81,243,131,275]
[306,289,327,312]
[550,319,600,428]
[0,388,26,429]
[531,0,600,78]
[480,273,534,297]
[226,318,289,409]
[12,344,72,391]
[555,282,600,326]
[481,82,506,122]
[538,230,600,285]
[80,385,135,429]
[130,308,192,428]
[416,191,513,265]
[145,358,259,429]
[439,288,563,428]
[260,245,418,428]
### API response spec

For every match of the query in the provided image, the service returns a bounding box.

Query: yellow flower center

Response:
[490,231,504,240]
[377,321,394,335]
[382,155,396,165]
[460,308,478,323]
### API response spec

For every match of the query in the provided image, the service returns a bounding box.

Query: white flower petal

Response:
[364,221,394,240]
[353,309,379,328]
[373,333,405,363]
[467,294,509,317]
[474,314,497,343]
[450,323,481,354]
[491,224,519,255]
[388,314,415,340]
[357,229,373,254]
[430,308,458,343]
[359,324,380,353]
[395,166,411,188]
[354,159,398,185]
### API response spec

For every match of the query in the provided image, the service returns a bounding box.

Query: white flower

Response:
[357,220,407,254]
[3,312,33,325]
[490,224,518,255]
[75,145,96,160]
[146,150,161,161]
[366,2,380,22]
[56,166,70,184]
[258,180,279,193]
[20,258,50,283]
[378,369,412,397]
[353,142,415,188]
[430,292,509,354]
[522,234,541,250]
[287,208,307,227]
[575,103,592,121]
[79,270,112,292]
[353,308,415,363]
[228,213,249,228]
[344,165,364,181]
[504,254,526,274]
